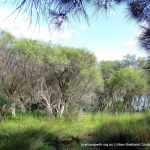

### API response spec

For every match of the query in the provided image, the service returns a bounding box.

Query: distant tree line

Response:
[0,31,149,119]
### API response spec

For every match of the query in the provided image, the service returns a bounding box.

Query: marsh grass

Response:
[0,112,150,150]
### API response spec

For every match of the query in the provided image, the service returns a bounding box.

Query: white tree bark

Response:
[59,103,65,117]
[20,104,26,113]
[41,95,54,118]
[10,104,16,117]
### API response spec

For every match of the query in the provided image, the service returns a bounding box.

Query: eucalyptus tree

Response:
[10,37,103,117]
[95,60,122,111]
[0,46,28,117]
[38,46,103,117]
[109,67,149,112]
[0,31,20,117]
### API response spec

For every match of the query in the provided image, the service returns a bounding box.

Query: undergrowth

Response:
[0,111,150,150]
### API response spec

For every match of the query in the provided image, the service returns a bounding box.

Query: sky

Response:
[0,1,147,61]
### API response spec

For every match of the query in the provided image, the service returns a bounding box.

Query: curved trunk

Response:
[41,95,54,118]
[46,103,54,118]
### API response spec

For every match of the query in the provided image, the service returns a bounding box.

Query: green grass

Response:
[0,112,150,150]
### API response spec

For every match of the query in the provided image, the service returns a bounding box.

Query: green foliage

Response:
[116,100,124,112]
[13,38,68,64]
[12,38,103,87]
[0,30,15,44]
[13,38,98,67]
[99,60,122,81]
[122,54,138,67]
[109,68,149,95]
[0,96,11,106]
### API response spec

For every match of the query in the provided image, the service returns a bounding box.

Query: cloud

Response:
[80,24,88,30]
[0,7,72,41]
[93,47,147,61]
[75,32,81,37]
[124,37,137,48]
[124,29,140,49]
[93,49,124,61]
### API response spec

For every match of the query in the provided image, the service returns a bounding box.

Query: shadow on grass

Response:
[0,128,86,150]
[0,128,55,150]
[88,114,150,150]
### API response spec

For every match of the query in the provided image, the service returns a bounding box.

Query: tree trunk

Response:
[10,104,16,117]
[123,102,126,112]
[142,96,147,111]
[128,100,132,113]
[57,93,66,117]
[20,104,26,113]
[46,104,54,118]
[113,96,117,113]
[42,95,54,118]
[59,103,65,117]
[123,94,133,113]
[137,96,141,112]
